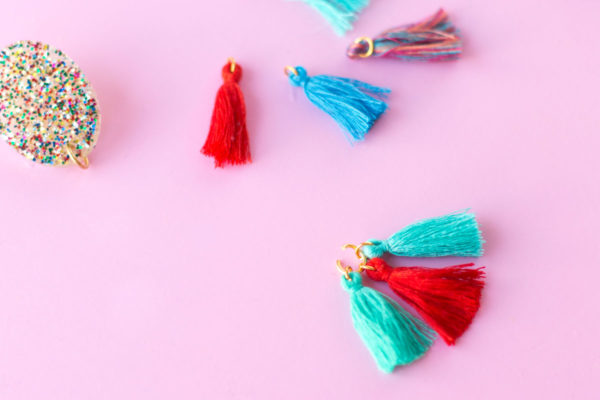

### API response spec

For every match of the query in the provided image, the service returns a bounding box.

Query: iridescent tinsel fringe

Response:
[347,9,462,61]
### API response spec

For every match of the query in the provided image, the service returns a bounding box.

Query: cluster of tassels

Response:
[293,1,462,61]
[347,9,462,61]
[338,211,486,372]
[202,11,463,166]
[283,10,462,145]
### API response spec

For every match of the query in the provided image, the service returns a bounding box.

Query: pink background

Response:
[1,0,599,398]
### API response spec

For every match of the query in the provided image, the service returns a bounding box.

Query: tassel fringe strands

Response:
[342,271,436,373]
[366,258,485,345]
[361,211,484,259]
[202,59,251,167]
[285,66,389,142]
[297,0,370,36]
[347,9,462,61]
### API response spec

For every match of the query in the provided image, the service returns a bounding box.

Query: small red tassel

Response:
[366,258,485,345]
[201,59,251,167]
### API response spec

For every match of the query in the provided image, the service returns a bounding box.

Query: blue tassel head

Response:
[362,211,485,259]
[342,272,435,373]
[287,66,390,142]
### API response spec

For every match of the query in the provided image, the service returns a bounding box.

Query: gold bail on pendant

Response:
[353,36,374,58]
[228,57,236,73]
[65,145,89,169]
[283,65,298,77]
[336,260,353,281]
[342,242,375,268]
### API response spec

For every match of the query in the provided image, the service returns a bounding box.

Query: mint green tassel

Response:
[342,272,435,373]
[362,211,484,259]
[298,0,369,36]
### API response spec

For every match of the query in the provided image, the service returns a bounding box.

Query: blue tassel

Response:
[362,211,485,259]
[298,0,370,36]
[342,272,435,373]
[287,66,389,142]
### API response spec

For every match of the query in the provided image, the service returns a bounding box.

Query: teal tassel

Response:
[342,272,435,373]
[362,211,485,259]
[287,66,389,142]
[298,0,370,36]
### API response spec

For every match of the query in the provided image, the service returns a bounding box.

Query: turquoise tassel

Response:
[362,211,485,259]
[288,66,389,142]
[342,272,435,373]
[298,0,370,36]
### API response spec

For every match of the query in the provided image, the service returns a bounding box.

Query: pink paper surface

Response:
[1,1,599,398]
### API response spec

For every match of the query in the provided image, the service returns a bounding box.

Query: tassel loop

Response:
[286,65,309,87]
[360,239,389,259]
[222,58,242,83]
[350,36,374,58]
[363,257,392,281]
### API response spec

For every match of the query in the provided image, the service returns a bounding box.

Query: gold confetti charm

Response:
[0,41,100,168]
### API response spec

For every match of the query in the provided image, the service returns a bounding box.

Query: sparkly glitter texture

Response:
[0,41,100,165]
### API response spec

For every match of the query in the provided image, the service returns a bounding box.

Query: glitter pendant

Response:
[0,41,100,168]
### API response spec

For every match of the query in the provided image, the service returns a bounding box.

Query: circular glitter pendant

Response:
[0,41,100,168]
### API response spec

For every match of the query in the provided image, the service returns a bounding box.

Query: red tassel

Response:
[366,258,485,345]
[201,59,251,167]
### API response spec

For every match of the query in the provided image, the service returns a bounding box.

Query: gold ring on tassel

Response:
[355,242,374,265]
[341,243,375,273]
[336,260,353,281]
[65,145,89,169]
[354,36,374,58]
[284,65,298,77]
[228,57,236,73]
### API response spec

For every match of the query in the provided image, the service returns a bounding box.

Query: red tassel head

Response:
[366,258,485,345]
[201,59,251,168]
[365,257,393,281]
[221,61,242,83]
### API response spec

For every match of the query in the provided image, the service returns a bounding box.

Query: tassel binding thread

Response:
[347,9,462,61]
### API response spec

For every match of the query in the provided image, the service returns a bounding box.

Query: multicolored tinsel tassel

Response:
[347,9,462,61]
[285,65,389,142]
[296,0,370,36]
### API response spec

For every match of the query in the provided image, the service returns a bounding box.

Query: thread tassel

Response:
[342,271,435,373]
[366,258,485,345]
[298,0,370,36]
[202,59,251,167]
[362,211,484,259]
[347,9,462,61]
[286,66,389,142]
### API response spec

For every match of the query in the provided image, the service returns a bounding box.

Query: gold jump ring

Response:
[65,145,89,169]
